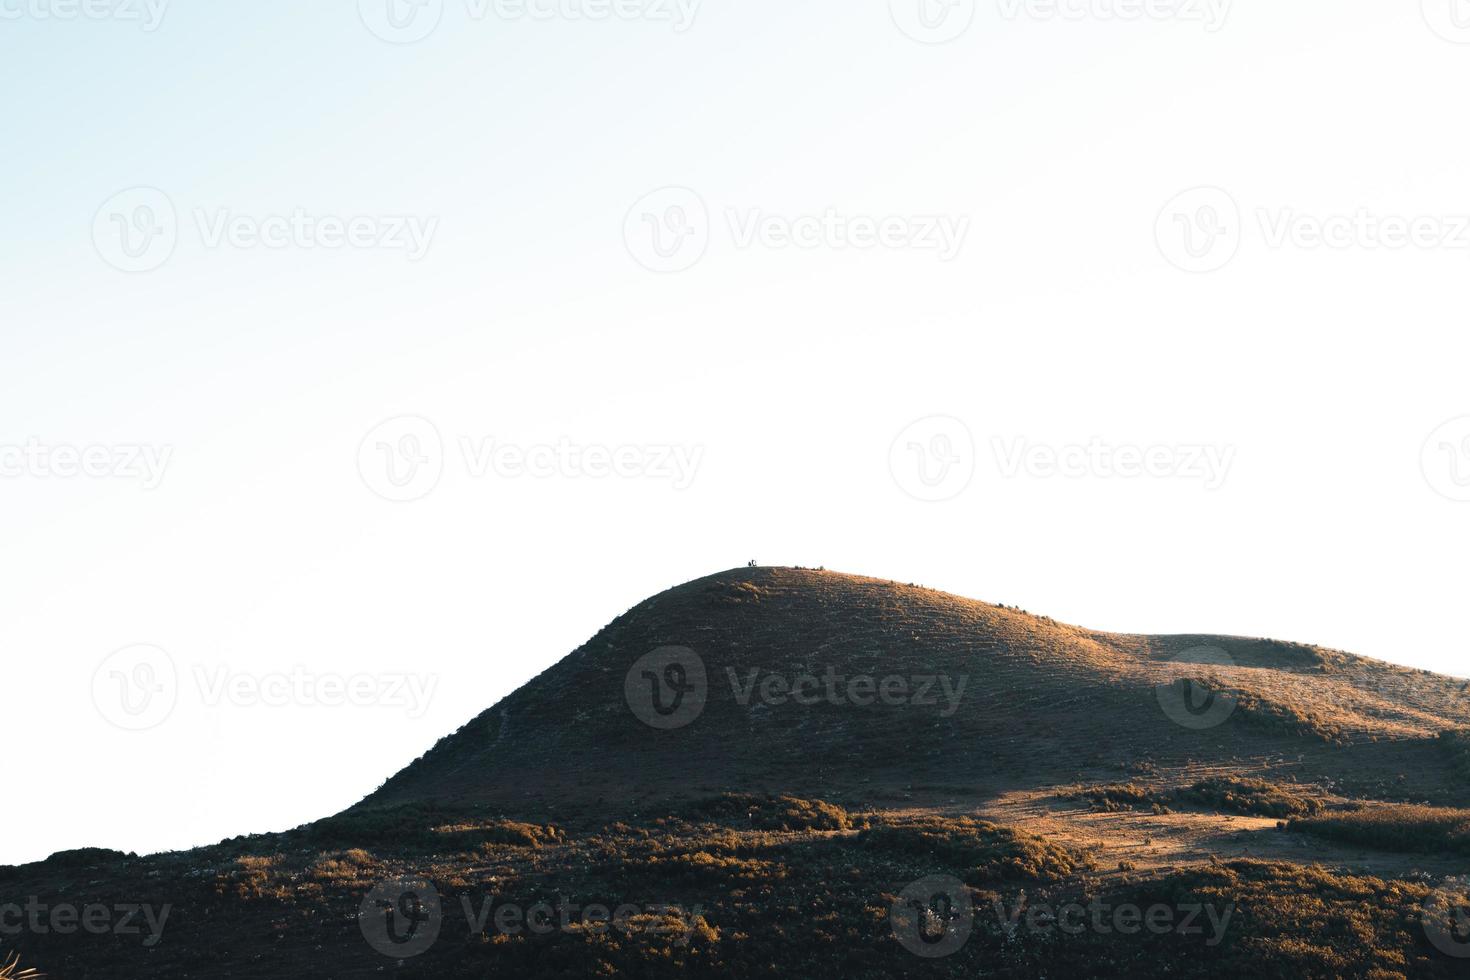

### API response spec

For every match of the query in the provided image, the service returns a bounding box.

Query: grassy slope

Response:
[8,567,1470,978]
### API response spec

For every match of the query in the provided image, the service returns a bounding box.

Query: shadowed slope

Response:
[359,567,1470,815]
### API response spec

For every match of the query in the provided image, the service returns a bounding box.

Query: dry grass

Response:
[0,952,41,979]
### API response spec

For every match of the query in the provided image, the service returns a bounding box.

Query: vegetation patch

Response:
[1061,783,1173,814]
[1159,678,1347,743]
[1290,805,1470,855]
[1061,778,1323,818]
[683,794,852,831]
[1177,777,1324,819]
[859,815,1083,883]
[1438,729,1470,782]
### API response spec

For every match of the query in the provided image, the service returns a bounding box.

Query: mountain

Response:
[6,567,1470,979]
[362,566,1470,814]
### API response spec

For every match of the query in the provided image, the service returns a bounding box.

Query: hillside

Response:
[6,566,1470,979]
[363,566,1470,815]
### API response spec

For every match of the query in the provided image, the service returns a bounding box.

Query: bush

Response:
[1178,778,1324,819]
[859,815,1083,882]
[1290,805,1470,854]
[685,794,851,831]
[1061,783,1171,813]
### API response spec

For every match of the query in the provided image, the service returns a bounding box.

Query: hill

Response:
[362,566,1470,815]
[6,567,1470,978]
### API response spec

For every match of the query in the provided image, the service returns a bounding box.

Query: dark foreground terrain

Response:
[7,568,1470,977]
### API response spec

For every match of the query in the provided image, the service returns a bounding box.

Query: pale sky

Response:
[3,0,1470,865]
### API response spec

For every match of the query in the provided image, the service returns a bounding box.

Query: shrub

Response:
[1290,805,1470,855]
[685,794,851,831]
[1061,783,1171,813]
[1178,778,1324,819]
[859,815,1082,882]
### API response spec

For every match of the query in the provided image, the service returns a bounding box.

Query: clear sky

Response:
[3,0,1470,865]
